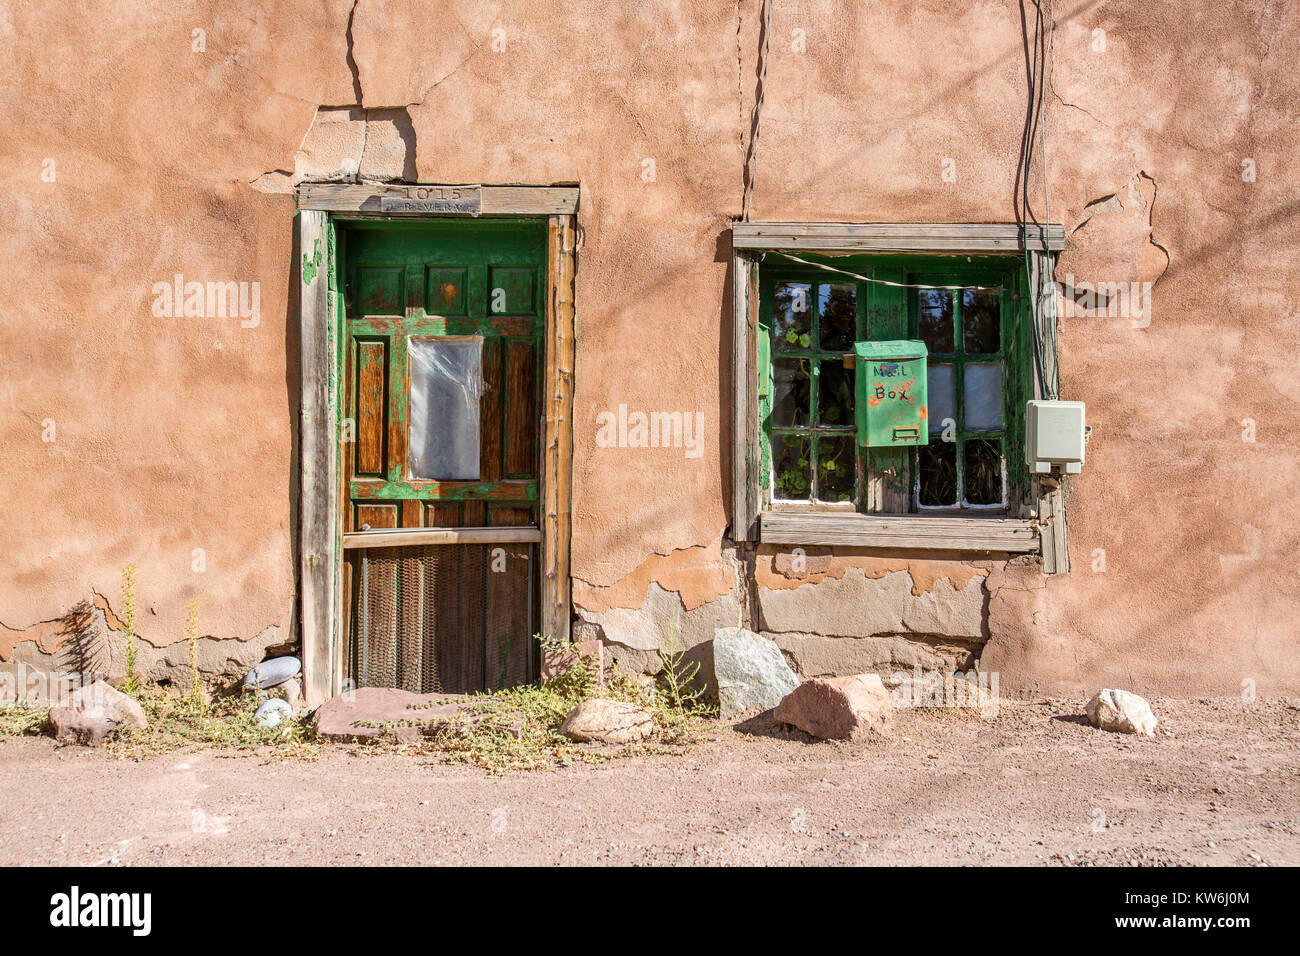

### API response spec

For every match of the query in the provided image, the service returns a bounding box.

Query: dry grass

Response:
[0,703,48,738]
[366,653,717,774]
[2,635,720,772]
[103,684,322,761]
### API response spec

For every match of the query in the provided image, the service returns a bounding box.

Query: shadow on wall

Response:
[56,600,110,681]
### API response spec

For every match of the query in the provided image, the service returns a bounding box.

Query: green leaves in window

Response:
[816,436,855,502]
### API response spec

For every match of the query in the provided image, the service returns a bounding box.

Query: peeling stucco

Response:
[772,631,984,679]
[1,591,291,669]
[572,540,739,614]
[756,547,991,597]
[2,603,292,699]
[758,566,988,642]
[1056,170,1170,290]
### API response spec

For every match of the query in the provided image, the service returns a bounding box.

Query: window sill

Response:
[759,511,1039,552]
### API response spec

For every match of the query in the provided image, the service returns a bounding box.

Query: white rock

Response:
[1086,688,1157,736]
[255,698,292,729]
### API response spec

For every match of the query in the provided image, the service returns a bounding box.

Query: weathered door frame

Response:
[296,184,578,704]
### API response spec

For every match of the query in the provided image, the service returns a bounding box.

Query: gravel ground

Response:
[2,696,1297,866]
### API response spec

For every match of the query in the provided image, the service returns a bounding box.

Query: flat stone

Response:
[1086,688,1157,736]
[48,680,147,745]
[712,627,800,719]
[311,687,478,744]
[560,698,653,744]
[773,674,892,741]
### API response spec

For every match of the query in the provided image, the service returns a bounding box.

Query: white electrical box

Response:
[1025,400,1086,474]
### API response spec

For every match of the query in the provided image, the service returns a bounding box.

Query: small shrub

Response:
[121,564,139,696]
[655,617,713,718]
[186,599,202,706]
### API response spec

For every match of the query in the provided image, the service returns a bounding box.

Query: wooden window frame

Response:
[731,222,1067,567]
[297,183,578,704]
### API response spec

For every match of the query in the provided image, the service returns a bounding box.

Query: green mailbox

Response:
[854,340,929,448]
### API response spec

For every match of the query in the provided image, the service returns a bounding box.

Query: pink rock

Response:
[773,674,892,740]
[48,680,147,745]
[311,687,475,743]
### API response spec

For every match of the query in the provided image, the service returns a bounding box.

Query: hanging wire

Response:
[1019,0,1059,401]
[1041,0,1059,400]
[741,0,773,221]
[765,251,1007,292]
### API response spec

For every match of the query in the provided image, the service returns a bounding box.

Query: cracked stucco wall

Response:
[2,1,1298,697]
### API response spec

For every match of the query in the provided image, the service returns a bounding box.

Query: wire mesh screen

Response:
[350,542,534,694]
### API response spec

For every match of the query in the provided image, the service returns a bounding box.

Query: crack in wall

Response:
[345,0,364,104]
[1139,170,1172,285]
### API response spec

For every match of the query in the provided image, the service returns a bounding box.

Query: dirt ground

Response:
[1,696,1296,866]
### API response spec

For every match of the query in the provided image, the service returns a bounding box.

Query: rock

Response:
[244,655,301,690]
[712,627,800,719]
[277,677,303,709]
[560,699,653,744]
[773,674,892,740]
[1086,688,1157,736]
[255,698,292,728]
[48,680,147,745]
[311,687,482,743]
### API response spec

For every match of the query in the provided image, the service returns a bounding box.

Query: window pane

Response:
[964,361,1004,431]
[816,436,856,502]
[918,441,957,507]
[962,289,1000,354]
[817,359,853,427]
[927,363,955,434]
[409,337,483,480]
[964,437,1004,506]
[917,290,954,353]
[818,283,856,351]
[771,358,810,426]
[774,282,812,351]
[772,433,811,500]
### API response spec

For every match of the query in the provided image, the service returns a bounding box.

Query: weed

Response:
[655,617,714,718]
[402,634,714,773]
[104,683,320,761]
[0,703,48,738]
[121,564,138,696]
[186,599,201,706]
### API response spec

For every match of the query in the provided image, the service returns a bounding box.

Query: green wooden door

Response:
[340,220,546,694]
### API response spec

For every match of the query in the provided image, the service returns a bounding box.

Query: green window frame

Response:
[763,277,863,503]
[758,254,1033,516]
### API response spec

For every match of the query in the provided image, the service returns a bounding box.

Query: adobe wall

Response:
[2,1,1295,698]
